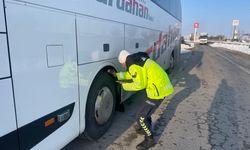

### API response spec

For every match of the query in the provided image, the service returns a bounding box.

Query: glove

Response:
[107,69,116,77]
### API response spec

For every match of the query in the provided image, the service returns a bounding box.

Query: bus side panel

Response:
[0,1,10,78]
[0,34,10,78]
[0,0,5,32]
[0,80,18,150]
[10,0,179,32]
[6,3,79,149]
[124,25,160,62]
[0,1,18,148]
[76,15,124,133]
[76,15,124,64]
[124,25,174,70]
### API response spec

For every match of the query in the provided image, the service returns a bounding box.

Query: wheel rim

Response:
[94,87,114,125]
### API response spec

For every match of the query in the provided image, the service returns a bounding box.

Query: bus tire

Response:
[84,71,116,140]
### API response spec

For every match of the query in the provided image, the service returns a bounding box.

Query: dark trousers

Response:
[136,98,162,137]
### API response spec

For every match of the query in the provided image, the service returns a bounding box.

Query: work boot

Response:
[134,124,144,135]
[136,127,145,135]
[136,136,155,150]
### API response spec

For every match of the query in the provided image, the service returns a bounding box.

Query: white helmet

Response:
[118,50,130,64]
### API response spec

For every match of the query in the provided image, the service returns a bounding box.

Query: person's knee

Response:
[137,111,147,120]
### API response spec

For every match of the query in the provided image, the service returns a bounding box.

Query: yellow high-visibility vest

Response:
[116,59,174,100]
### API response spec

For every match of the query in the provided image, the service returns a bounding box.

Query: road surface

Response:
[63,45,250,150]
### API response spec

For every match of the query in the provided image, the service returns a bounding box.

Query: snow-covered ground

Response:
[181,43,195,49]
[181,48,192,54]
[210,42,250,55]
[181,44,194,54]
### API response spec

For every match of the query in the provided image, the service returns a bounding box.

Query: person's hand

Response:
[107,69,116,77]
[115,80,123,84]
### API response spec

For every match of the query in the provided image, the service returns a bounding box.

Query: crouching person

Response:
[115,50,174,149]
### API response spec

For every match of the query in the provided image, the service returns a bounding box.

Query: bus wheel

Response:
[84,71,116,140]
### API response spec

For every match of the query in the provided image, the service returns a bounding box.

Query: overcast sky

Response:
[181,0,250,37]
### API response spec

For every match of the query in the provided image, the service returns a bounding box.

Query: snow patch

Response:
[181,43,194,49]
[181,43,194,54]
[210,42,250,55]
[181,49,192,54]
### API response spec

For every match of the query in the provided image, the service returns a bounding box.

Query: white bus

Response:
[0,0,181,149]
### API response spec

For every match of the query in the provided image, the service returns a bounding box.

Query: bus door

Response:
[0,0,19,149]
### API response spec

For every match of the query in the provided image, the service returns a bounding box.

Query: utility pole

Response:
[194,22,199,42]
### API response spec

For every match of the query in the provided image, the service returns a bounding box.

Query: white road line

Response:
[216,52,250,75]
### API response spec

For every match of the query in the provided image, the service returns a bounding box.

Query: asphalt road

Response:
[63,45,250,150]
